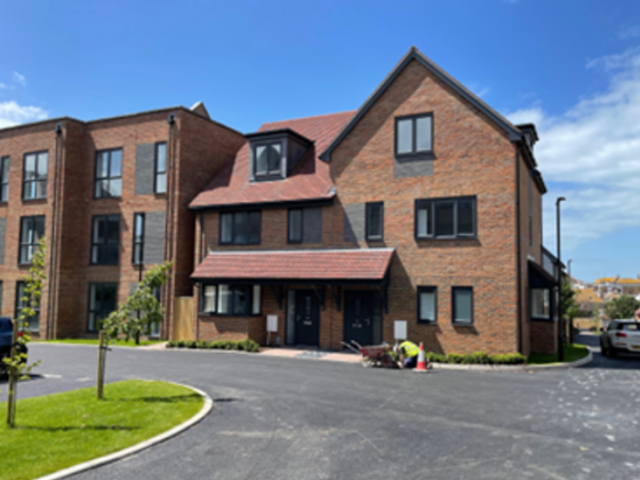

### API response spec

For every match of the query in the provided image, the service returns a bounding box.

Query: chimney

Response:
[614,275,620,283]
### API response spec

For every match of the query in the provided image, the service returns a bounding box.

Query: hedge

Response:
[424,351,526,365]
[166,339,260,353]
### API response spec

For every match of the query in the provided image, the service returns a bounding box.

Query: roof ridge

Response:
[261,110,356,127]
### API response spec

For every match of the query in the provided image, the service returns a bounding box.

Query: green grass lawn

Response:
[0,380,203,480]
[37,338,164,347]
[528,343,590,365]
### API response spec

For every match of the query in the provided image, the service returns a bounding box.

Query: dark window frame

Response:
[22,150,48,201]
[154,142,167,194]
[365,202,384,241]
[94,148,123,199]
[415,196,477,240]
[199,283,261,317]
[530,287,551,320]
[132,213,145,265]
[218,210,262,245]
[18,215,45,265]
[417,286,437,324]
[15,281,40,332]
[0,156,9,202]
[252,141,283,181]
[87,282,118,332]
[90,214,121,265]
[394,112,434,158]
[452,286,474,326]
[287,208,303,244]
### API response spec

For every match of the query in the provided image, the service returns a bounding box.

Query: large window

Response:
[220,211,261,245]
[91,215,120,265]
[417,286,437,323]
[87,283,118,332]
[254,142,282,178]
[288,209,303,243]
[15,281,39,332]
[155,142,167,194]
[531,288,550,320]
[452,287,473,325]
[95,148,123,198]
[19,216,45,264]
[200,284,261,316]
[132,213,145,265]
[366,202,384,241]
[0,156,9,202]
[395,113,433,156]
[415,197,476,239]
[23,151,48,200]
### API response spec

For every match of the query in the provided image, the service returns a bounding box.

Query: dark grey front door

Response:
[344,291,374,347]
[294,290,320,346]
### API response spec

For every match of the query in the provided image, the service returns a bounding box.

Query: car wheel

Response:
[609,346,618,358]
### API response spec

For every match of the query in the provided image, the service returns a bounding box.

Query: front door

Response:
[294,290,320,346]
[344,291,374,347]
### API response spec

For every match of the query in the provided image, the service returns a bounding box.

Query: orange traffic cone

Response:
[414,342,428,373]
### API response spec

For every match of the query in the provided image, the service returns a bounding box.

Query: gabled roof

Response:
[321,46,524,162]
[189,111,355,210]
[575,288,604,304]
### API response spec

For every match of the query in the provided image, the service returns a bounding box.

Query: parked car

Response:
[600,319,640,357]
[0,317,28,376]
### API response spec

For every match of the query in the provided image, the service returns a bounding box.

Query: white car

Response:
[600,320,640,356]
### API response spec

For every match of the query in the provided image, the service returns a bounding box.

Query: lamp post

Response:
[556,197,566,361]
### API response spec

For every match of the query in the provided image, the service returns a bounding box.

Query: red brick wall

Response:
[530,320,557,354]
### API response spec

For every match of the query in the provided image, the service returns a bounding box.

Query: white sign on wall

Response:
[394,320,407,341]
[267,315,278,333]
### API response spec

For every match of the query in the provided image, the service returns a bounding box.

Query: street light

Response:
[556,197,566,361]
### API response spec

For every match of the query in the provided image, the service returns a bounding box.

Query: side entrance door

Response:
[344,291,374,347]
[294,290,320,346]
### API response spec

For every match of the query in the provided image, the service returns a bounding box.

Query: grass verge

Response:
[0,379,203,480]
[528,343,590,365]
[36,338,164,347]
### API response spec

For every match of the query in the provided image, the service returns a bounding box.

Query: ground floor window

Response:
[87,283,118,332]
[15,281,40,332]
[200,284,261,316]
[452,287,473,325]
[531,288,551,320]
[417,286,437,323]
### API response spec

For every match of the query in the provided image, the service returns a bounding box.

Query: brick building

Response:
[0,103,244,339]
[190,47,559,356]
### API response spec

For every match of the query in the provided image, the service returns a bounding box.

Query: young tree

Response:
[604,295,640,320]
[3,238,46,427]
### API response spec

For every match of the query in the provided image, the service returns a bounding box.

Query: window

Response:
[87,283,118,332]
[417,286,437,323]
[254,142,282,178]
[366,202,384,241]
[132,213,145,265]
[19,216,45,264]
[452,287,473,325]
[91,215,120,265]
[531,288,550,319]
[94,148,123,198]
[220,211,261,245]
[15,281,39,332]
[395,113,433,156]
[201,284,261,316]
[0,156,9,202]
[23,151,48,200]
[155,142,167,194]
[288,209,302,243]
[415,197,476,239]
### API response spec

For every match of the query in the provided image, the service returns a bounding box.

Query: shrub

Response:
[424,351,526,365]
[166,338,260,353]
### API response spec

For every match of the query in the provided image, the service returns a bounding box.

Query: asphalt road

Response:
[2,336,640,480]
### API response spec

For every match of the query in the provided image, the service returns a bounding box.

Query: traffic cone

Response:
[415,342,428,373]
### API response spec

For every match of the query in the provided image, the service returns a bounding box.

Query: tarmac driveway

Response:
[3,342,640,480]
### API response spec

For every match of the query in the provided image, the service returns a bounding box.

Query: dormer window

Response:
[246,129,313,183]
[255,142,282,177]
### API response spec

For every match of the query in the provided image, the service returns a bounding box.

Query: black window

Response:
[91,215,120,265]
[531,288,550,319]
[254,142,282,178]
[15,281,39,332]
[201,284,261,316]
[288,209,302,243]
[0,156,9,202]
[132,213,144,265]
[95,148,122,198]
[417,286,437,323]
[87,283,118,332]
[366,202,384,241]
[415,197,476,239]
[395,113,433,156]
[452,287,473,325]
[155,142,167,194]
[19,216,45,264]
[22,151,48,200]
[220,211,261,245]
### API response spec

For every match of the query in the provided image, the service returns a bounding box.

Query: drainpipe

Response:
[515,145,523,355]
[162,113,176,340]
[46,123,63,339]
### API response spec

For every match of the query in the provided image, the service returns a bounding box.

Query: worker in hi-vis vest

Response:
[395,340,420,369]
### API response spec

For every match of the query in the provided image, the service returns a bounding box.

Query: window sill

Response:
[93,196,122,201]
[531,316,555,322]
[416,235,477,241]
[417,320,437,325]
[199,313,261,318]
[452,322,474,327]
[89,263,120,267]
[21,197,47,203]
[395,152,435,161]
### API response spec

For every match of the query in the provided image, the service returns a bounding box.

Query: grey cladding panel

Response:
[135,143,156,195]
[130,282,139,296]
[394,158,434,178]
[144,211,165,265]
[344,203,365,243]
[0,218,5,264]
[302,207,322,243]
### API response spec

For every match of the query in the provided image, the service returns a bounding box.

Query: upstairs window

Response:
[366,202,384,241]
[23,151,48,200]
[95,148,123,198]
[220,211,261,245]
[132,213,145,265]
[91,214,120,265]
[19,216,45,264]
[395,113,433,156]
[155,142,167,194]
[415,197,476,239]
[0,156,9,202]
[254,142,282,178]
[288,209,303,243]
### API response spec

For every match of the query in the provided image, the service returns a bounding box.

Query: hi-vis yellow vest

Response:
[400,341,420,358]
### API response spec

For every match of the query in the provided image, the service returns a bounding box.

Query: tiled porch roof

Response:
[191,248,395,283]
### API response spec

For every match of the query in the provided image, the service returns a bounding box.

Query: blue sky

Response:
[1,0,639,282]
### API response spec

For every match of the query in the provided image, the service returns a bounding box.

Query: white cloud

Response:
[506,46,640,251]
[0,83,7,89]
[617,25,640,40]
[13,72,26,86]
[0,101,48,128]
